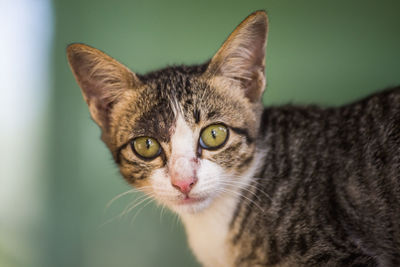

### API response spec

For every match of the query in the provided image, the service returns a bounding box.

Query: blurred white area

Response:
[0,0,52,266]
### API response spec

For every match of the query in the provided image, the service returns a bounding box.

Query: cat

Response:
[66,10,400,267]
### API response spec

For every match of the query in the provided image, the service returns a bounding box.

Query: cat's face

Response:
[110,71,261,213]
[67,11,267,214]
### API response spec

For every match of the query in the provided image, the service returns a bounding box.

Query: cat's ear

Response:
[205,11,268,102]
[66,43,141,130]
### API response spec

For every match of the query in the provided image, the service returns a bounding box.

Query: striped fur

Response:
[67,10,400,267]
[229,88,400,266]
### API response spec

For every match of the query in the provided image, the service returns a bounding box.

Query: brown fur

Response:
[67,10,400,266]
[66,11,266,183]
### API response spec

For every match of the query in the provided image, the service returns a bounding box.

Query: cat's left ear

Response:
[205,11,268,102]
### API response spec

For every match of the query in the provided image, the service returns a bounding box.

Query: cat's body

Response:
[229,88,400,266]
[183,88,400,267]
[67,11,400,267]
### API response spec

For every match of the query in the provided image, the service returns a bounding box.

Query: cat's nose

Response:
[169,156,199,195]
[171,176,198,195]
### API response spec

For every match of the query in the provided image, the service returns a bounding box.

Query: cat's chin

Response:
[169,196,213,214]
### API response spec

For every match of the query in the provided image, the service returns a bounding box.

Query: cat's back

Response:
[261,86,400,168]
[332,87,400,266]
[229,87,400,266]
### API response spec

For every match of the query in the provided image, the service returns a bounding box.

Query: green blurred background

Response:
[1,0,399,266]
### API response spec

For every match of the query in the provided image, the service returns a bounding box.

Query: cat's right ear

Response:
[66,43,141,130]
[204,11,268,103]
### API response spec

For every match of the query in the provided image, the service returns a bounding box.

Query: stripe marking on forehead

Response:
[170,96,183,117]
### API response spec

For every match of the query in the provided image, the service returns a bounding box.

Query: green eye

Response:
[131,137,161,159]
[199,124,229,150]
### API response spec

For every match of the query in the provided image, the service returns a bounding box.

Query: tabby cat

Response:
[67,11,400,267]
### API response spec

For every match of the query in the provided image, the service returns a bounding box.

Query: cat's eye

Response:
[199,124,229,150]
[131,137,161,159]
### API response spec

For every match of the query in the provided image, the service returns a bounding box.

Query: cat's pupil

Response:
[145,139,151,149]
[211,129,216,139]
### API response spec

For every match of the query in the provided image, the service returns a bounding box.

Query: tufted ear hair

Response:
[67,43,141,131]
[205,11,268,102]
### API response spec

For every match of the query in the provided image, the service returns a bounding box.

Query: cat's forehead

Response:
[112,65,207,142]
[138,64,209,83]
[140,65,210,118]
[112,64,254,147]
[140,65,209,100]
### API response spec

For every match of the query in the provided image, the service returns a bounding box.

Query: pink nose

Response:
[171,177,198,195]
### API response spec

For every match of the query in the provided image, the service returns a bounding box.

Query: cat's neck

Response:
[180,148,266,267]
[180,184,243,267]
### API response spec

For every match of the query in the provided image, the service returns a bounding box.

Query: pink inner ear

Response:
[67,43,141,130]
[204,12,267,103]
[169,156,199,195]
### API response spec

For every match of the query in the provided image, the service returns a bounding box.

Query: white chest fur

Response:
[180,151,265,266]
[181,193,239,267]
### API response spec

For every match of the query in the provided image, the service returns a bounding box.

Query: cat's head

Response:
[67,11,268,214]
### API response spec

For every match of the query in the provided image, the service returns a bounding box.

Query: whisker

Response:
[173,212,181,230]
[130,198,155,225]
[217,187,265,212]
[221,181,272,201]
[97,214,120,230]
[218,179,261,189]
[98,191,152,229]
[219,175,272,201]
[104,186,152,211]
[159,203,167,223]
[218,181,263,202]
[123,194,155,216]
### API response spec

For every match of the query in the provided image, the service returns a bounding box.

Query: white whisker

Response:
[217,187,264,212]
[159,202,167,223]
[104,186,152,211]
[219,175,272,201]
[123,194,154,216]
[130,198,155,225]
[98,190,153,229]
[218,181,262,203]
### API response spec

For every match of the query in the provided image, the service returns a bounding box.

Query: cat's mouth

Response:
[168,194,213,213]
[177,195,207,205]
